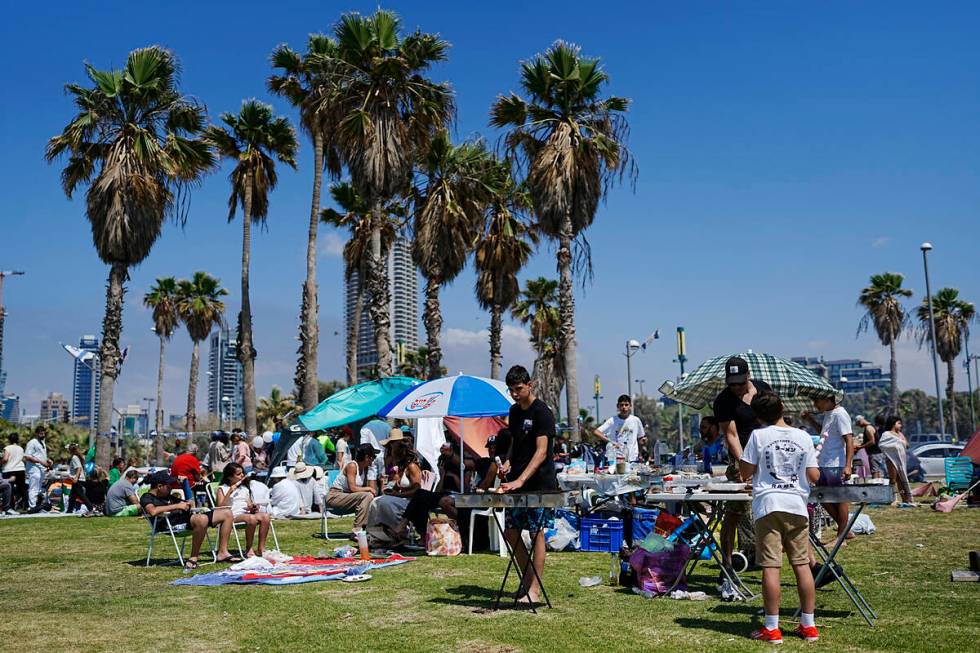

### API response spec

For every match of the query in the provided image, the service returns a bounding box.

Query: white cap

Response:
[252,436,264,449]
[270,466,288,479]
[262,431,274,443]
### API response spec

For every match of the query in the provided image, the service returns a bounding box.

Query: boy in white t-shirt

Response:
[740,392,821,645]
[592,394,645,462]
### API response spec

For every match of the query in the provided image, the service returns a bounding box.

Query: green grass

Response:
[1,507,978,653]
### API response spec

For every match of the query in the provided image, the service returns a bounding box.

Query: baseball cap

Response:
[724,356,749,385]
[146,470,177,486]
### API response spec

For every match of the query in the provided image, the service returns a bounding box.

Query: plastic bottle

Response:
[356,529,370,561]
[608,552,619,586]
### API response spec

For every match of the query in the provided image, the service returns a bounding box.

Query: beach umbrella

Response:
[660,351,840,413]
[378,375,514,490]
[297,376,422,431]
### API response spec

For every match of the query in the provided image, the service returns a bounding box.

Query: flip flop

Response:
[216,555,243,564]
[183,559,199,570]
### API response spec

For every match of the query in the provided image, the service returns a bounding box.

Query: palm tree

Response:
[206,101,298,435]
[916,288,976,440]
[857,272,913,413]
[397,346,445,379]
[475,160,537,379]
[320,9,454,377]
[269,35,344,411]
[321,182,398,385]
[144,277,180,462]
[45,46,214,466]
[257,386,297,432]
[176,272,228,433]
[512,277,563,415]
[491,41,634,440]
[413,133,497,379]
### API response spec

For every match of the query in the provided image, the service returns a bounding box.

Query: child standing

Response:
[739,392,821,644]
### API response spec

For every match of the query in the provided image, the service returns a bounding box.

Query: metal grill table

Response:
[646,491,758,600]
[455,491,573,612]
[800,484,894,627]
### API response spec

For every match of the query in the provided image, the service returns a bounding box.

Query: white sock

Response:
[765,614,779,630]
[801,613,815,628]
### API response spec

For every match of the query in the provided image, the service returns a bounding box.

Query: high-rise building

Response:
[345,236,419,381]
[208,326,244,425]
[1,394,19,424]
[791,356,891,394]
[119,404,149,436]
[72,335,101,428]
[40,392,70,423]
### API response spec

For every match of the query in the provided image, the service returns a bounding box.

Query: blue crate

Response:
[579,517,624,552]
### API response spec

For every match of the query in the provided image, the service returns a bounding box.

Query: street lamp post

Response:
[593,375,602,423]
[625,340,641,401]
[676,327,687,452]
[964,340,977,433]
[0,270,26,395]
[635,379,646,397]
[920,243,946,436]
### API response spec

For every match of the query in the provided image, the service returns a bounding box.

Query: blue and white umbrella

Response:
[378,375,514,491]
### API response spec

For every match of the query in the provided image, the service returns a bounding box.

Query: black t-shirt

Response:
[712,379,773,448]
[140,492,188,529]
[505,398,557,492]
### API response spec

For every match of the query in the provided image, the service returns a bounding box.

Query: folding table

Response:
[454,491,572,613]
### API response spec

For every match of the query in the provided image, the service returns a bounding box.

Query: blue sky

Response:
[2,1,979,421]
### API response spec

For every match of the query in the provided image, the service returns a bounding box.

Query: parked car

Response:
[911,443,965,478]
[908,433,953,447]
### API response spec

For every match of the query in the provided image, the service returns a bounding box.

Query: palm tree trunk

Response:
[557,215,580,442]
[367,201,392,377]
[946,360,958,440]
[239,169,258,435]
[347,273,364,385]
[186,340,200,433]
[489,302,503,380]
[423,275,443,380]
[298,132,324,411]
[96,262,127,469]
[154,334,166,465]
[889,340,899,414]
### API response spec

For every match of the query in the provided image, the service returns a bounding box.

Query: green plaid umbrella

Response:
[661,351,840,413]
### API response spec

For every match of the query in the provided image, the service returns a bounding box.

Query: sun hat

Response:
[251,436,264,449]
[262,431,274,444]
[289,462,316,480]
[380,428,407,446]
[270,466,288,479]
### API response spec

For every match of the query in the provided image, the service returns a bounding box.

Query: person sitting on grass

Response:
[104,468,142,517]
[217,462,271,558]
[139,470,239,569]
[66,443,94,514]
[108,457,126,485]
[739,392,821,644]
[326,443,378,531]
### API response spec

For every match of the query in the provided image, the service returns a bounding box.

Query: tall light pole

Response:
[635,379,646,397]
[625,339,641,401]
[593,375,602,422]
[920,243,946,436]
[675,327,687,452]
[0,270,26,395]
[964,340,976,433]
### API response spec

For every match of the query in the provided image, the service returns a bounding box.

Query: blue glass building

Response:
[71,335,101,429]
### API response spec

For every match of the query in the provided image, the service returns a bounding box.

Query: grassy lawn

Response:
[1,506,978,653]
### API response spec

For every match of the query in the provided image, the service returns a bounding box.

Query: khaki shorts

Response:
[755,512,809,568]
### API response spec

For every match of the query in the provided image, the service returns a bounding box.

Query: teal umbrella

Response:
[298,376,423,431]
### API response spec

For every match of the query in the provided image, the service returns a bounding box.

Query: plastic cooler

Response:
[579,517,624,552]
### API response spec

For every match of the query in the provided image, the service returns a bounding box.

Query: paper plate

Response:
[342,574,372,583]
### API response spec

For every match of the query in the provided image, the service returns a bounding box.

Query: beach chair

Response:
[205,483,280,555]
[945,457,973,492]
[144,511,215,567]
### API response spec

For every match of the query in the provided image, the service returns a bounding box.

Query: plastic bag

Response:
[426,517,462,556]
[639,532,674,553]
[629,540,690,595]
[547,516,579,551]
[851,513,876,535]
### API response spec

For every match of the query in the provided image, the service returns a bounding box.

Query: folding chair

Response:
[945,457,973,492]
[144,511,215,567]
[205,483,280,555]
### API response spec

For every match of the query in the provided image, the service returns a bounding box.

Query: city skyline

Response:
[1,2,978,421]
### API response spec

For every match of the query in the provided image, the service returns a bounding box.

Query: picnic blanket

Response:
[172,553,414,586]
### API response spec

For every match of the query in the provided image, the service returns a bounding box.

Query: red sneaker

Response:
[795,625,820,642]
[750,627,783,644]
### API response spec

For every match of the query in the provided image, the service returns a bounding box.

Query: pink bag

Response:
[629,541,691,595]
[425,517,462,556]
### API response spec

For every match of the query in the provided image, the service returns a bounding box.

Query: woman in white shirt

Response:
[876,415,914,505]
[216,463,271,557]
[326,443,378,530]
[368,433,422,533]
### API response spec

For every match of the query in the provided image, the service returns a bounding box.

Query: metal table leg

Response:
[798,503,877,627]
[491,510,553,612]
